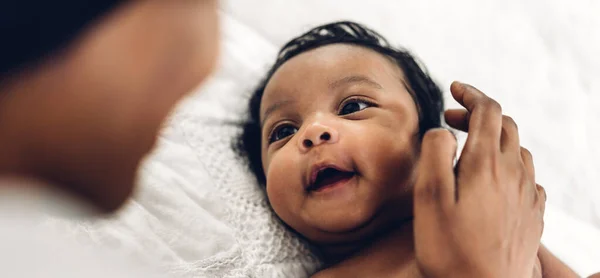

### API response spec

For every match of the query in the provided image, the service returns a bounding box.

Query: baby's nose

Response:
[298,122,339,152]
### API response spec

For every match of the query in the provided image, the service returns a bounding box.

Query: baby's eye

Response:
[339,99,373,115]
[269,124,298,143]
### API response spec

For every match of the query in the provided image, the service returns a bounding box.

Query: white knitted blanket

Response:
[45,1,600,277]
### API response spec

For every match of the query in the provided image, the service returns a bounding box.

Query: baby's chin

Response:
[301,203,389,244]
[299,194,414,245]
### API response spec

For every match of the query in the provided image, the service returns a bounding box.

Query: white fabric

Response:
[0,183,164,278]
[42,0,600,277]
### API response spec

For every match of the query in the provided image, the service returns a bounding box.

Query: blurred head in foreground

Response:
[0,0,220,212]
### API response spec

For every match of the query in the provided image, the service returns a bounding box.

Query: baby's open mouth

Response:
[307,167,356,192]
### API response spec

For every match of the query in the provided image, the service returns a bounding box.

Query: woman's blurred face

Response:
[0,0,220,211]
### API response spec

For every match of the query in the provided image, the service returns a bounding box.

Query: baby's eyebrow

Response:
[261,99,295,128]
[329,75,383,90]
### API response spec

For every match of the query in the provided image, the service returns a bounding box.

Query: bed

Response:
[47,0,600,277]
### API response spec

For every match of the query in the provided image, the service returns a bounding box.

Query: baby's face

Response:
[260,44,421,245]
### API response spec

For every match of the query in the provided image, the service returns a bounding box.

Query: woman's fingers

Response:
[520,147,535,182]
[536,184,546,235]
[414,128,458,211]
[413,128,458,275]
[450,81,503,153]
[444,109,469,132]
[445,111,520,154]
[521,147,542,224]
[536,184,546,207]
[501,116,520,153]
[415,82,544,278]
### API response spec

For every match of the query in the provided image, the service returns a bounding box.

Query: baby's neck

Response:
[316,220,418,277]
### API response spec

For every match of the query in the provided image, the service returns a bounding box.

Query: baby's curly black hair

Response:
[236,21,444,186]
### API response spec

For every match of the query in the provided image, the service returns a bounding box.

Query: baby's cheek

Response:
[264,150,303,218]
[369,131,417,185]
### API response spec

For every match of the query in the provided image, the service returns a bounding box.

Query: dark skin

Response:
[258,44,594,277]
[314,82,592,278]
[261,45,421,257]
[414,82,544,278]
[311,81,545,278]
[433,83,592,278]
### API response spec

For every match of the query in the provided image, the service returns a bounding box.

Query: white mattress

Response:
[50,0,600,277]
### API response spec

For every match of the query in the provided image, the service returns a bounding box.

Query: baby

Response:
[237,21,586,277]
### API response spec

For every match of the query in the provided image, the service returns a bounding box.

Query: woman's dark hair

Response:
[237,21,444,186]
[1,1,121,77]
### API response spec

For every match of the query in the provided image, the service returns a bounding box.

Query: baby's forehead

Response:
[261,44,406,111]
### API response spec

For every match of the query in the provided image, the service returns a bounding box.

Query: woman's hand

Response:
[412,81,546,278]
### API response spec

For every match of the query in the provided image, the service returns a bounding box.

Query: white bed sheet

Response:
[48,1,600,277]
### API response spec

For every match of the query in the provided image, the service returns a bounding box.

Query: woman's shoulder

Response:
[0,177,164,278]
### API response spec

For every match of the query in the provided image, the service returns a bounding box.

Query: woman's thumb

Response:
[414,128,457,213]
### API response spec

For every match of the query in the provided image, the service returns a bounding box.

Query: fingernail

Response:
[451,81,465,88]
